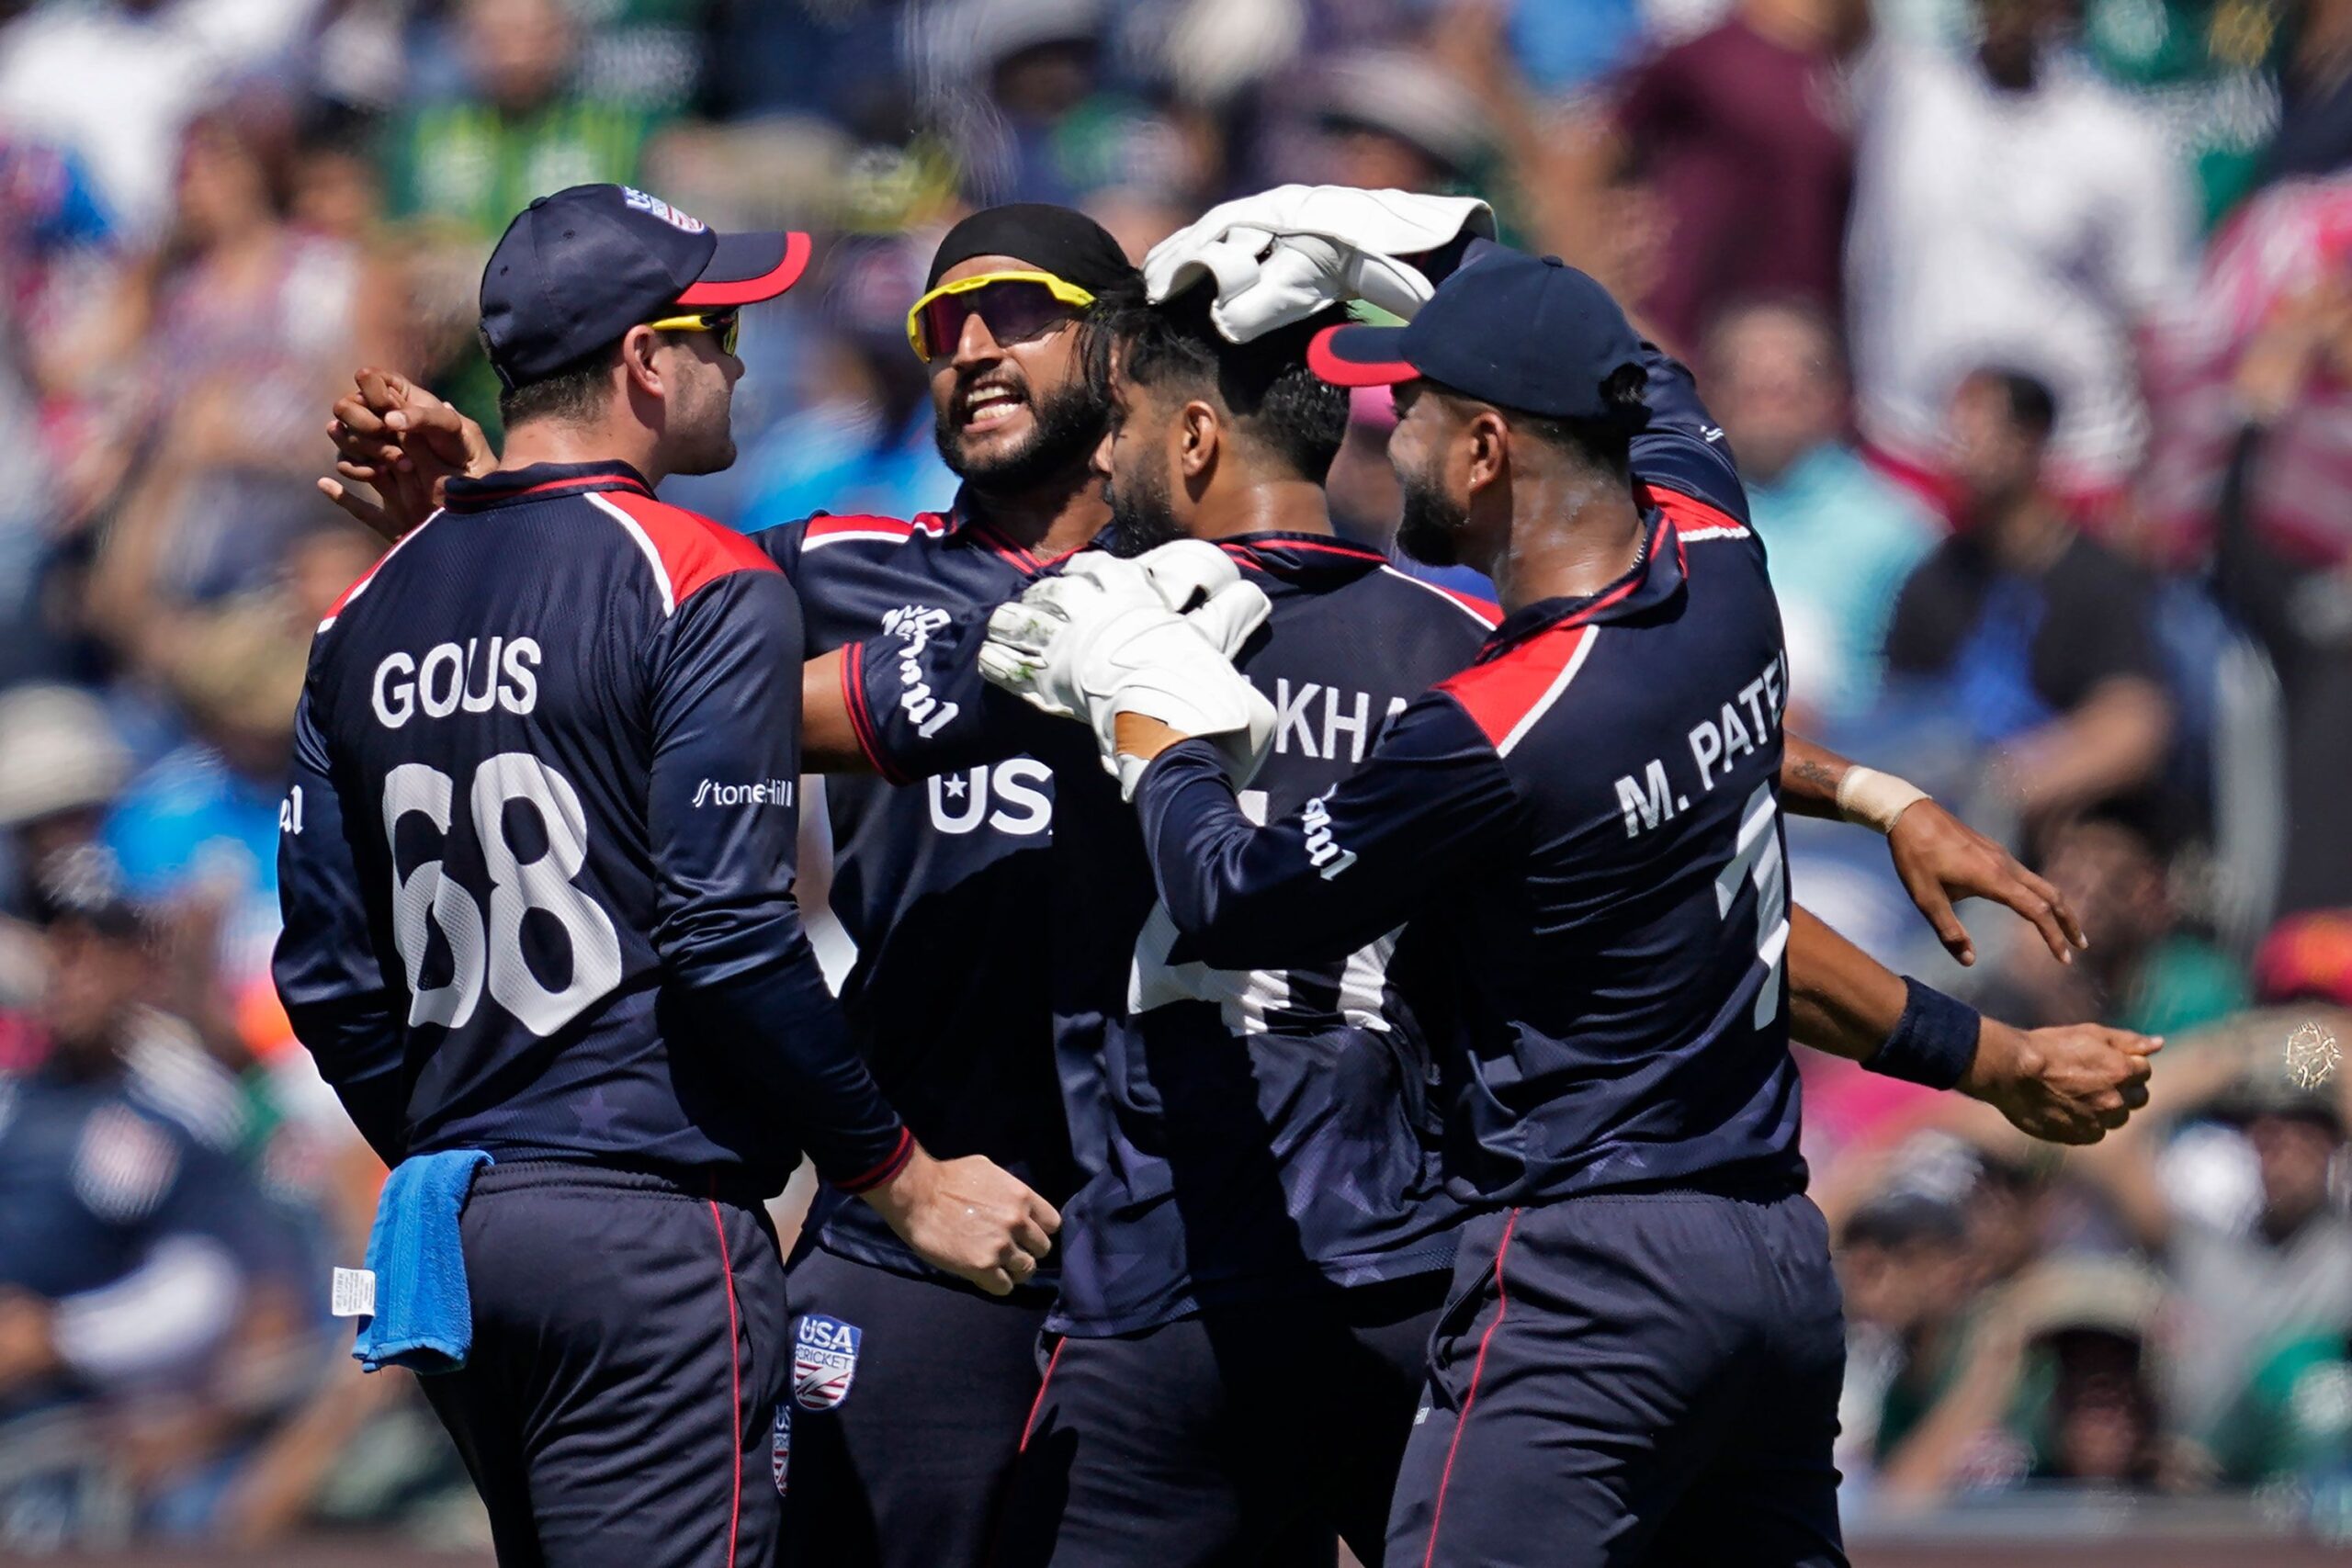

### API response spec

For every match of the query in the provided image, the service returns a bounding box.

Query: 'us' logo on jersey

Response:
[792,1314,861,1411]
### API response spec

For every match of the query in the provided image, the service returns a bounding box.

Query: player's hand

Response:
[320,367,495,541]
[1885,799,2087,968]
[860,1147,1060,1297]
[981,547,1274,798]
[1961,1019,2161,1145]
[1143,185,1497,342]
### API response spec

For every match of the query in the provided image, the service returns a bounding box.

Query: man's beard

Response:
[1101,455,1181,558]
[935,374,1105,492]
[1396,466,1468,567]
[668,382,738,476]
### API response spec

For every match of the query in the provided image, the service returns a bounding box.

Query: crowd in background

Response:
[1,0,2349,1552]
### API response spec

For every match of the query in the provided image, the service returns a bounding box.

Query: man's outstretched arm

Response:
[1787,906,2156,1144]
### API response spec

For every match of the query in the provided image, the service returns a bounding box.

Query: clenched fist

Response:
[858,1146,1060,1296]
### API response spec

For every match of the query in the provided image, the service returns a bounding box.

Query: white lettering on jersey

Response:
[1612,760,1677,839]
[1685,652,1788,793]
[1272,681,1385,762]
[694,778,796,807]
[1301,789,1355,880]
[373,638,540,729]
[881,604,961,739]
[926,759,1053,837]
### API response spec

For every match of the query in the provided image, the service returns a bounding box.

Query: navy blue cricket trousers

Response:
[1386,1190,1848,1568]
[995,1272,1449,1568]
[777,1244,1049,1568]
[416,1164,795,1568]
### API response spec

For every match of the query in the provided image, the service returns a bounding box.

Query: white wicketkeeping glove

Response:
[979,545,1275,800]
[1142,185,1497,343]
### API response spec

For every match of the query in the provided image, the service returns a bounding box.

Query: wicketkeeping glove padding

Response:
[1143,185,1497,343]
[979,546,1275,800]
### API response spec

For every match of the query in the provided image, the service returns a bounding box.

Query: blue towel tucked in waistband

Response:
[352,1149,492,1374]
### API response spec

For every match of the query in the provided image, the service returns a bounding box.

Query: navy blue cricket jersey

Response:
[846,531,1496,1335]
[1136,353,1804,1210]
[273,461,910,1195]
[756,502,1084,1295]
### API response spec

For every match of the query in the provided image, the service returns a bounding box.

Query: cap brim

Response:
[1307,322,1421,389]
[676,230,814,307]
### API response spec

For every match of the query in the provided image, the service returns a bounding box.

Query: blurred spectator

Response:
[2254,0,2352,197]
[1883,369,2175,831]
[1310,49,1494,196]
[2207,265,2352,913]
[2071,1014,2352,1471]
[0,847,318,1550]
[2082,0,2282,228]
[732,237,957,533]
[0,687,130,928]
[381,0,661,430]
[74,99,390,671]
[1979,815,2248,1037]
[1606,0,1862,352]
[381,0,660,242]
[1837,1184,1984,1487]
[0,0,320,240]
[1846,0,2196,508]
[1704,299,1937,724]
[99,599,308,1058]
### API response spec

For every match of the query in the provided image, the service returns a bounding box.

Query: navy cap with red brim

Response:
[1307,322,1420,388]
[677,229,815,307]
[1304,250,1645,422]
[480,184,817,387]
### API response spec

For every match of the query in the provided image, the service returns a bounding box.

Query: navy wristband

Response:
[1863,978,1982,1089]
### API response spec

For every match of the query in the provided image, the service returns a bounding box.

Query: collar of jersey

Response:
[1214,530,1385,590]
[1477,505,1687,660]
[942,489,1101,576]
[442,460,655,513]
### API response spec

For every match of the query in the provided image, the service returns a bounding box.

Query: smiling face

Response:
[926,254,1106,493]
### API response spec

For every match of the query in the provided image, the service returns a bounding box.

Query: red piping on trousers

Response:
[1422,1206,1521,1568]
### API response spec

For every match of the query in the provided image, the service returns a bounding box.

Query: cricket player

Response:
[273,184,1056,1568]
[991,243,2156,1563]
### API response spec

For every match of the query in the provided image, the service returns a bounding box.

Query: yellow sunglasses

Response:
[906,270,1096,362]
[646,309,741,356]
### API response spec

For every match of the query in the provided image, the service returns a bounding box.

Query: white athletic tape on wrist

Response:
[1836,766,1929,835]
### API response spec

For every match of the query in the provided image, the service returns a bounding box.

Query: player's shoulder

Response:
[1436,622,1599,758]
[584,490,780,613]
[1365,563,1501,637]
[797,511,954,556]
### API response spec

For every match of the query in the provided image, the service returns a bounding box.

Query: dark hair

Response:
[495,337,621,427]
[1971,367,2059,444]
[1428,362,1651,479]
[1084,282,1351,483]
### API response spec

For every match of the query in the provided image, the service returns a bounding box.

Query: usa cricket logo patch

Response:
[792,1314,861,1411]
[770,1403,791,1495]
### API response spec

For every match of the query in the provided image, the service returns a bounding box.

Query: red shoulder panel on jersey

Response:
[1437,624,1595,750]
[1639,481,1749,541]
[596,491,777,606]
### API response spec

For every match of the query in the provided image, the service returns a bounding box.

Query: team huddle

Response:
[276,182,2159,1568]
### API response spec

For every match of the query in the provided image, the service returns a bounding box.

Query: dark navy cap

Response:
[1307,250,1641,420]
[478,184,812,388]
